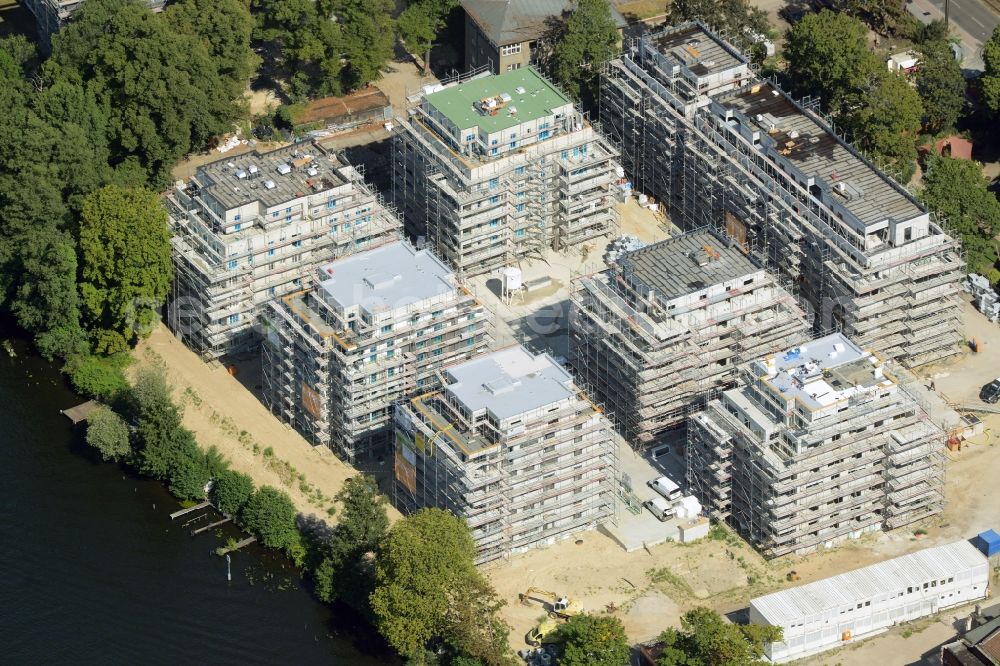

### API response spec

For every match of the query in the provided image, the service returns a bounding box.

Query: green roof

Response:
[423,67,572,135]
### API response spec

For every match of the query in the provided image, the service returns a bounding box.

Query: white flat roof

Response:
[751,540,988,627]
[317,242,455,316]
[444,346,576,422]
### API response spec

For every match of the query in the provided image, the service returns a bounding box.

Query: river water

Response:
[0,337,392,664]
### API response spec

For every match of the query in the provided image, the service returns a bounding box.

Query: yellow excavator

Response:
[518,587,583,619]
[526,617,562,647]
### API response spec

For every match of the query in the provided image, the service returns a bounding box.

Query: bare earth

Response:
[133,324,401,524]
[486,298,1000,654]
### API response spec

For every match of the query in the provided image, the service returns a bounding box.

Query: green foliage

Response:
[241,486,300,551]
[397,0,457,71]
[657,607,781,666]
[669,0,771,60]
[63,352,131,401]
[86,405,132,462]
[338,0,395,90]
[983,26,1000,117]
[315,474,389,605]
[785,11,877,116]
[842,69,923,183]
[916,40,965,132]
[558,614,630,666]
[921,154,1000,273]
[549,0,620,101]
[78,185,172,354]
[213,469,256,516]
[843,0,909,36]
[370,509,514,663]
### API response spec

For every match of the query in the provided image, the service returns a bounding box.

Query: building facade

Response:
[461,0,626,74]
[261,241,490,463]
[570,228,809,447]
[751,541,989,663]
[167,142,401,359]
[392,66,621,277]
[600,22,963,369]
[687,332,945,557]
[392,346,618,563]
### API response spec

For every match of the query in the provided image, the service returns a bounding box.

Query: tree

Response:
[370,509,513,663]
[842,69,923,182]
[559,614,630,666]
[658,608,782,666]
[86,406,132,462]
[922,154,1000,273]
[337,0,395,90]
[314,474,389,605]
[844,0,908,36]
[253,0,345,97]
[915,39,965,132]
[397,0,457,71]
[668,0,771,60]
[212,469,256,516]
[64,352,131,401]
[241,486,300,550]
[549,0,620,101]
[78,185,172,354]
[784,10,879,115]
[983,26,1000,116]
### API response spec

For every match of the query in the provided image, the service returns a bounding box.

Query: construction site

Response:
[687,332,946,558]
[570,227,810,448]
[599,21,964,370]
[167,142,402,360]
[260,241,491,463]
[392,345,618,563]
[391,66,623,279]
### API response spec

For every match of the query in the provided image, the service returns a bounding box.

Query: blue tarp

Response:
[973,529,1000,557]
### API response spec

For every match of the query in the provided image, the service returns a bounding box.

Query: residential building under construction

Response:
[167,142,401,359]
[392,345,618,562]
[392,66,621,277]
[260,241,490,463]
[600,22,963,369]
[570,228,809,448]
[687,332,944,558]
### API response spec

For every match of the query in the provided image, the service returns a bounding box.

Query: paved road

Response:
[925,0,999,43]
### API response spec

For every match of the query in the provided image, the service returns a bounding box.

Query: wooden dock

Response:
[60,400,101,424]
[192,517,232,535]
[169,500,211,520]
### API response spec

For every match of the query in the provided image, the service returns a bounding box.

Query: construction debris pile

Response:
[964,274,999,322]
[603,234,646,264]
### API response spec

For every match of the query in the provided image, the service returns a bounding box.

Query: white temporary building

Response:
[750,540,989,663]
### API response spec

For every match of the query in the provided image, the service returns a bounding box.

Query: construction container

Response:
[973,530,1000,558]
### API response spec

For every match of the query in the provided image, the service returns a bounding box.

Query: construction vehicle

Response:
[518,587,583,619]
[526,617,562,647]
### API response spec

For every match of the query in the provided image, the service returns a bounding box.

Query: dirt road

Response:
[134,324,400,524]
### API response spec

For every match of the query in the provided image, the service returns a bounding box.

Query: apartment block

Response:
[600,22,963,369]
[261,241,490,463]
[392,346,617,563]
[167,142,401,359]
[687,332,944,558]
[392,66,620,277]
[570,228,809,447]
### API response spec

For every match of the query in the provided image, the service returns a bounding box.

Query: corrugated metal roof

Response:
[751,541,988,626]
[461,0,626,46]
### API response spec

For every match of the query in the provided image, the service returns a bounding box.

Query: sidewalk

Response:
[908,0,988,71]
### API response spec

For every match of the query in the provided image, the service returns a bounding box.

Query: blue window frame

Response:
[387,367,395,376]
[293,240,302,247]
[268,286,276,296]
[490,148,498,156]
[515,166,526,175]
[292,278,301,286]
[509,141,517,150]
[369,354,377,363]
[285,207,292,213]
[516,203,525,212]
[327,199,337,208]
[489,219,500,228]
[228,314,240,324]
[516,228,526,237]
[539,130,550,140]
[465,134,475,142]
[267,248,275,257]
[386,350,395,359]
[382,324,392,333]
[488,177,499,189]
[234,214,241,221]
[234,223,241,232]
[489,196,500,204]
[272,211,279,218]
[227,259,237,270]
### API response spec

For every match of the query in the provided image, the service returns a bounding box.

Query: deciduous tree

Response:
[658,607,781,666]
[922,154,1000,273]
[559,614,630,666]
[241,486,300,550]
[549,0,620,101]
[842,69,923,182]
[78,185,172,354]
[916,39,965,132]
[982,26,1000,116]
[86,405,132,462]
[212,469,256,516]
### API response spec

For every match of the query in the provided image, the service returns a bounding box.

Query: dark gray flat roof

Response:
[619,228,761,301]
[652,23,745,77]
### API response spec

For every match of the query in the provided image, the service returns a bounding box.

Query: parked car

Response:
[644,496,674,522]
[980,377,1000,403]
[647,475,683,502]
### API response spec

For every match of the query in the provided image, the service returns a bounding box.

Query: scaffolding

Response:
[599,22,964,370]
[391,348,618,563]
[686,332,946,559]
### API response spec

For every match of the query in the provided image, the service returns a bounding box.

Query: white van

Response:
[648,475,683,502]
[643,496,674,522]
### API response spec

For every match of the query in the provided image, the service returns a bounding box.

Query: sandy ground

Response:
[486,297,1000,652]
[134,324,401,525]
[375,60,439,117]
